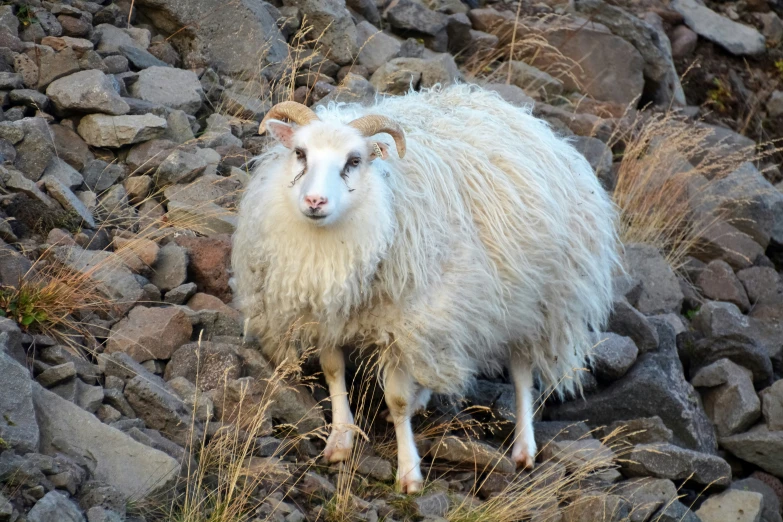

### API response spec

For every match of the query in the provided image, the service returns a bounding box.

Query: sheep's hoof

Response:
[398,475,424,494]
[323,428,354,463]
[513,451,535,471]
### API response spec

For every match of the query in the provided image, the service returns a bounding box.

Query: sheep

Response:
[231,84,620,493]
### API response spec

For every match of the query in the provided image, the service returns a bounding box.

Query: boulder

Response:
[42,175,96,229]
[548,348,717,453]
[28,491,84,522]
[385,0,448,37]
[729,478,782,522]
[590,333,639,381]
[33,384,179,499]
[606,297,659,353]
[623,443,731,486]
[151,242,188,292]
[355,21,401,74]
[282,0,358,65]
[77,113,167,148]
[165,341,242,391]
[697,260,751,312]
[496,61,563,98]
[0,117,56,182]
[174,235,232,302]
[672,0,766,56]
[106,305,192,362]
[614,478,679,522]
[738,267,783,306]
[623,243,683,315]
[695,490,763,522]
[429,436,515,474]
[129,66,203,114]
[46,69,129,115]
[124,374,197,446]
[0,351,39,453]
[721,425,783,477]
[691,358,761,436]
[761,380,783,430]
[50,124,93,171]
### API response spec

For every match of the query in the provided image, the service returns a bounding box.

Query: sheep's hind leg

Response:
[321,346,355,463]
[510,356,537,470]
[385,366,424,493]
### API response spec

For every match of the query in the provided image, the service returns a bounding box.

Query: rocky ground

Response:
[0,0,782,521]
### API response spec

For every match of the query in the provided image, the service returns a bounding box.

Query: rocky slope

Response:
[0,0,782,521]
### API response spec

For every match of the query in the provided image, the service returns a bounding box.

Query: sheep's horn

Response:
[259,101,320,134]
[348,115,407,159]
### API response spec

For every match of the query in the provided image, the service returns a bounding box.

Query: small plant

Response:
[775,59,783,77]
[0,285,49,328]
[15,4,36,27]
[706,78,733,113]
[0,437,9,450]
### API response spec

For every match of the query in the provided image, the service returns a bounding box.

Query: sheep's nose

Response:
[304,195,328,209]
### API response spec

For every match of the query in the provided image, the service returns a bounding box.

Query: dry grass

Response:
[609,110,777,272]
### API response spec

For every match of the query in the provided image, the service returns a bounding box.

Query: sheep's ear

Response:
[265,119,295,148]
[369,141,389,161]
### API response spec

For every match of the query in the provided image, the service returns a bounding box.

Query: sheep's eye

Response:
[348,156,361,168]
[294,148,306,161]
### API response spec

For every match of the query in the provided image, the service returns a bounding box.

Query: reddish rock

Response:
[106,306,192,362]
[174,235,232,303]
[697,260,751,313]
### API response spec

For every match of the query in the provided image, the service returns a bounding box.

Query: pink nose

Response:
[304,195,328,209]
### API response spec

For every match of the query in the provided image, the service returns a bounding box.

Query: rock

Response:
[151,242,188,292]
[185,292,243,337]
[414,492,450,518]
[126,138,177,175]
[769,91,783,118]
[652,501,701,522]
[738,267,783,305]
[124,175,152,204]
[165,282,198,305]
[761,380,783,430]
[721,425,783,477]
[386,0,447,36]
[282,0,358,65]
[730,478,782,522]
[624,443,730,486]
[38,362,77,388]
[601,416,673,446]
[356,455,394,481]
[77,113,167,148]
[0,72,22,90]
[94,24,146,53]
[155,149,208,187]
[544,19,644,105]
[484,83,536,108]
[119,44,170,70]
[10,88,49,110]
[429,436,515,473]
[86,507,124,522]
[129,66,203,114]
[133,0,288,76]
[34,384,179,498]
[548,348,717,453]
[370,54,461,95]
[28,491,84,522]
[671,25,698,59]
[0,352,39,453]
[572,136,613,188]
[355,21,401,74]
[539,438,614,472]
[692,359,761,436]
[46,70,129,115]
[166,200,237,237]
[498,61,563,98]
[51,124,93,171]
[174,235,232,302]
[623,243,684,314]
[607,297,659,353]
[42,175,96,229]
[165,341,241,391]
[124,374,196,446]
[698,260,751,312]
[613,478,679,522]
[696,490,763,522]
[106,306,192,362]
[167,376,213,422]
[44,157,84,191]
[83,161,126,194]
[672,0,766,56]
[591,333,639,381]
[113,236,160,273]
[1,117,56,182]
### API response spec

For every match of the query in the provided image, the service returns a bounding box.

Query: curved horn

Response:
[259,101,320,134]
[348,115,407,159]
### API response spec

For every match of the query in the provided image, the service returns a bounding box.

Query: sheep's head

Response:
[259,101,405,227]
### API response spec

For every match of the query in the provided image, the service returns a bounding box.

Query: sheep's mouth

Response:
[305,213,327,220]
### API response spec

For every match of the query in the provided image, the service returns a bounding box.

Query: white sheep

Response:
[231,84,620,493]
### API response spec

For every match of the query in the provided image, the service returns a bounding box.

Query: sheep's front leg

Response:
[510,357,537,470]
[385,367,424,493]
[321,346,355,463]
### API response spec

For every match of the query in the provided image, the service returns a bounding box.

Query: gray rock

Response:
[43,157,84,190]
[166,200,237,237]
[544,18,644,105]
[129,66,203,114]
[414,492,450,518]
[606,297,659,353]
[601,416,673,445]
[1,117,56,182]
[590,333,638,381]
[385,0,447,36]
[0,493,11,521]
[548,348,717,453]
[50,124,93,171]
[0,72,22,90]
[738,267,783,306]
[164,282,198,305]
[10,88,49,109]
[28,491,84,522]
[692,358,761,436]
[370,54,461,95]
[165,341,242,391]
[124,374,197,446]
[572,136,613,189]
[498,60,563,98]
[614,478,679,522]
[42,175,96,229]
[652,501,701,522]
[133,0,288,76]
[184,292,243,338]
[672,0,766,56]
[282,0,358,65]
[82,161,126,194]
[46,69,129,115]
[761,380,783,431]
[77,113,167,148]
[34,384,179,499]
[355,21,401,74]
[721,425,783,477]
[623,243,684,314]
[0,351,39,453]
[119,44,170,69]
[86,507,124,522]
[561,494,631,522]
[623,443,731,486]
[484,83,536,108]
[671,25,698,60]
[693,220,765,271]
[78,480,127,515]
[155,149,208,187]
[698,260,751,312]
[730,478,782,522]
[696,489,763,522]
[38,362,77,388]
[151,243,188,292]
[167,376,213,422]
[94,24,147,53]
[769,90,783,118]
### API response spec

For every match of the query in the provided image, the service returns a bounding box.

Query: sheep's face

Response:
[266,120,390,227]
